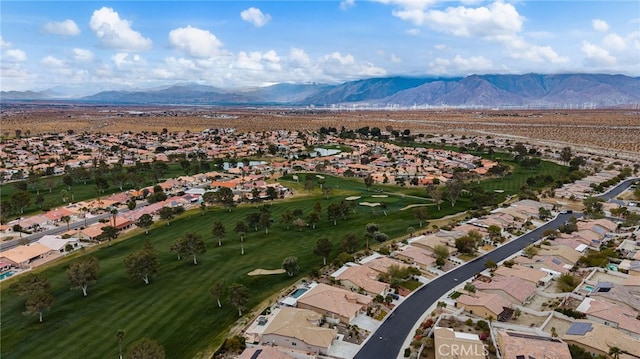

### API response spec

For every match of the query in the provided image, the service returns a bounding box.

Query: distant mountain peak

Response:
[2,73,638,108]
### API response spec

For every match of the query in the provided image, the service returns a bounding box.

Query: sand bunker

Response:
[359,202,380,207]
[247,268,286,276]
[399,203,431,211]
[345,196,362,201]
[371,195,388,198]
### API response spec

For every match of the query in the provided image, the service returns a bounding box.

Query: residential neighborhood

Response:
[1,127,639,359]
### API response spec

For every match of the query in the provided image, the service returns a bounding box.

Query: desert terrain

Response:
[2,103,639,155]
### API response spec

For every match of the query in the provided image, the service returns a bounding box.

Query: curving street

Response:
[355,178,635,359]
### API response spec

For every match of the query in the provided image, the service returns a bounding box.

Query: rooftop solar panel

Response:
[565,322,593,336]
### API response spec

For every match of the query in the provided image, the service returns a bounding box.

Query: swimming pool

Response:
[584,285,594,292]
[0,271,15,280]
[607,263,618,272]
[290,288,308,298]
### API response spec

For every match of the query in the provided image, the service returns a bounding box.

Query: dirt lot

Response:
[2,104,639,154]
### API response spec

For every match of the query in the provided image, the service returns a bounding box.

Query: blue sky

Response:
[1,1,639,94]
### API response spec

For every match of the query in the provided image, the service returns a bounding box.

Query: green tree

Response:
[67,256,99,297]
[281,209,294,230]
[126,337,165,359]
[365,223,379,251]
[433,245,449,267]
[608,346,621,359]
[11,273,51,297]
[327,203,342,226]
[246,212,261,232]
[557,273,578,292]
[259,212,272,234]
[210,281,225,308]
[174,231,207,265]
[414,207,427,227]
[100,225,119,246]
[340,232,359,254]
[560,146,573,164]
[364,175,374,191]
[313,237,333,265]
[11,190,31,214]
[307,211,320,230]
[23,289,54,323]
[212,221,226,247]
[124,241,158,285]
[426,183,443,210]
[216,187,236,212]
[485,259,498,271]
[522,245,539,258]
[158,207,175,225]
[282,256,299,277]
[228,283,250,317]
[583,197,605,218]
[487,225,503,243]
[445,180,462,207]
[135,214,154,235]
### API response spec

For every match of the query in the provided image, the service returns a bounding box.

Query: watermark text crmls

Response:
[437,343,489,357]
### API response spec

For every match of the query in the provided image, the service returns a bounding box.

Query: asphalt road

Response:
[354,177,637,359]
[354,212,578,359]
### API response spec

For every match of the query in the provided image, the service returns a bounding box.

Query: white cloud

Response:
[340,0,355,10]
[168,26,223,58]
[44,19,80,36]
[603,33,626,51]
[73,48,94,62]
[452,55,493,71]
[390,53,402,63]
[374,0,438,25]
[240,7,271,28]
[428,55,492,74]
[89,7,152,51]
[406,28,420,36]
[434,44,448,50]
[41,55,65,68]
[111,53,146,68]
[289,48,311,68]
[592,19,609,32]
[423,2,523,38]
[581,41,616,65]
[5,49,27,62]
[0,36,11,48]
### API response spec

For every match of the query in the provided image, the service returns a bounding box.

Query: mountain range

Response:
[2,73,639,108]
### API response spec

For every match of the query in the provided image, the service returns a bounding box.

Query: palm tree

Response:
[609,346,622,359]
[61,215,71,231]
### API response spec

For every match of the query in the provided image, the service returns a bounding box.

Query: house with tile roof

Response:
[472,275,537,305]
[393,245,437,272]
[496,330,571,359]
[455,291,512,320]
[494,264,549,286]
[576,297,640,338]
[563,321,640,359]
[433,327,486,359]
[260,307,337,355]
[0,243,52,268]
[335,264,390,297]
[295,283,372,324]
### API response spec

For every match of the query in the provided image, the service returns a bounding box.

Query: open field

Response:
[2,105,639,154]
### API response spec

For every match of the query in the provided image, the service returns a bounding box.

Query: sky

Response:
[1,0,639,94]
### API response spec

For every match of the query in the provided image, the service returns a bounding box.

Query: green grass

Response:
[400,279,421,291]
[0,175,443,359]
[1,161,570,359]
